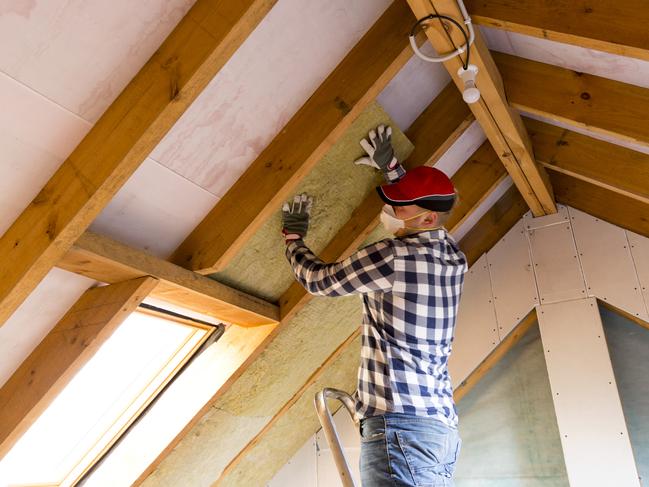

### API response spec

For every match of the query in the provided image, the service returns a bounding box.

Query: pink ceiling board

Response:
[0,0,195,122]
[150,0,393,197]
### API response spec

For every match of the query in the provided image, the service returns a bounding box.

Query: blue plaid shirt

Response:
[285,228,467,427]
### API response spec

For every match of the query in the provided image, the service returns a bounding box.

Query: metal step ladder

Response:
[314,388,359,487]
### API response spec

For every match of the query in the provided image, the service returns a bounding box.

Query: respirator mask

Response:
[380,205,433,234]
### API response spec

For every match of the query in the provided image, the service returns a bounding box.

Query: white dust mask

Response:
[380,205,431,234]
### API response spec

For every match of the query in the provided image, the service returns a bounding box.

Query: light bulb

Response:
[457,64,480,104]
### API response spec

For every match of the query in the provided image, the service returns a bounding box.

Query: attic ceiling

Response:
[1,0,649,485]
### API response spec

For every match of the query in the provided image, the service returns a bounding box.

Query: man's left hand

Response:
[282,193,313,242]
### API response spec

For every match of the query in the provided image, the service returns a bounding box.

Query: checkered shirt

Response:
[285,228,467,427]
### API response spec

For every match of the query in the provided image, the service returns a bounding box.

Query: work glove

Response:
[354,124,405,183]
[282,193,313,242]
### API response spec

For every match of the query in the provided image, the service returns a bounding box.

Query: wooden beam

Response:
[495,52,649,148]
[280,82,474,322]
[0,0,277,328]
[169,1,418,274]
[58,232,279,327]
[549,170,649,239]
[0,277,157,458]
[459,185,528,267]
[405,0,556,217]
[525,118,649,205]
[454,308,537,402]
[465,0,649,62]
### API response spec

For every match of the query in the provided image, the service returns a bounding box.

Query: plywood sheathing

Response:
[211,102,414,301]
[220,335,360,487]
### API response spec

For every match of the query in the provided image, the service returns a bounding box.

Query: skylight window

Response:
[0,308,215,487]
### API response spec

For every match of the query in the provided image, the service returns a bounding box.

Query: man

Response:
[282,125,467,486]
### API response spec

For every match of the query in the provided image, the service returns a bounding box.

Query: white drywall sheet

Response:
[569,208,648,321]
[528,217,586,304]
[627,231,649,315]
[538,298,640,487]
[450,254,499,386]
[487,219,538,337]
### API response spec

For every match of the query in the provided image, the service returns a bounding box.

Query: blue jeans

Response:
[359,413,461,487]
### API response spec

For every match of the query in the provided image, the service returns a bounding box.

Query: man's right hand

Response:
[354,124,405,183]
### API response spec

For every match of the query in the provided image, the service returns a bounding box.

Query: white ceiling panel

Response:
[90,158,219,259]
[0,0,195,122]
[150,0,392,197]
[481,25,649,90]
[0,71,91,235]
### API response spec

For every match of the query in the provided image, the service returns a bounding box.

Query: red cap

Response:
[377,166,456,212]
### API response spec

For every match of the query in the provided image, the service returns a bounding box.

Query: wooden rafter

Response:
[0,277,157,458]
[0,0,278,328]
[465,0,649,62]
[136,80,474,484]
[526,118,649,206]
[169,1,418,275]
[495,52,649,148]
[404,0,556,217]
[550,171,649,239]
[58,232,279,327]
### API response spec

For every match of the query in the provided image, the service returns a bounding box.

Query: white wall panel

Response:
[449,254,499,386]
[267,437,317,487]
[315,408,361,487]
[538,298,640,487]
[90,158,219,259]
[528,215,586,304]
[487,220,538,337]
[570,208,648,321]
[627,231,649,316]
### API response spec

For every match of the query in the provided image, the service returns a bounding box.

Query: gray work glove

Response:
[282,193,313,242]
[354,124,405,183]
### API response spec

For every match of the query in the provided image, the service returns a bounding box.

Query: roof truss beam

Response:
[495,52,649,149]
[465,0,649,62]
[58,232,279,327]
[404,0,556,217]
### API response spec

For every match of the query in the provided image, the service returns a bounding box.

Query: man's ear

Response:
[422,211,438,225]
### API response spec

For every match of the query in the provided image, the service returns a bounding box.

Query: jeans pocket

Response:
[395,430,450,486]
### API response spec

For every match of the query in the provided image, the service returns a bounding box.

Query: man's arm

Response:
[285,239,395,297]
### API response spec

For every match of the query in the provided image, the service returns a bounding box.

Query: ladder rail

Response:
[314,388,359,487]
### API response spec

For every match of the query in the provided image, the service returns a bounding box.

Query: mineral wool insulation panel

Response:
[538,298,640,487]
[569,208,648,321]
[450,254,499,386]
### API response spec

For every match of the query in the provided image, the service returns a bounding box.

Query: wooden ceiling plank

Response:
[525,118,649,205]
[0,277,157,458]
[169,1,419,274]
[404,0,556,217]
[0,0,278,328]
[465,0,649,62]
[549,171,649,239]
[58,232,279,327]
[495,52,649,148]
